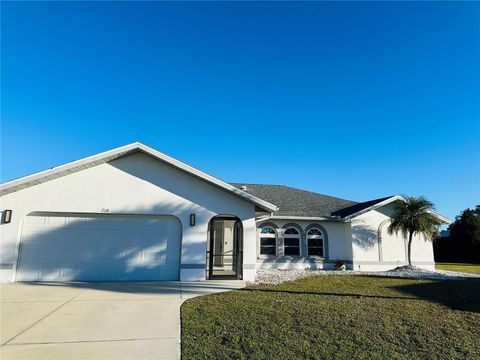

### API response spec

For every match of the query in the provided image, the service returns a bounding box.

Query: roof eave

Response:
[341,195,403,220]
[0,142,279,213]
[428,211,452,225]
[135,143,278,212]
[257,215,347,222]
[343,195,452,224]
[0,143,140,195]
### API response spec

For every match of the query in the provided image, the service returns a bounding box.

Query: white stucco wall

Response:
[0,153,258,282]
[351,203,435,271]
[255,219,352,270]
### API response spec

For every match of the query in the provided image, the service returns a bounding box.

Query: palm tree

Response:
[388,196,441,266]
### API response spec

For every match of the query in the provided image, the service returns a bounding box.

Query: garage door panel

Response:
[16,266,62,282]
[25,215,46,225]
[141,267,178,281]
[31,249,140,265]
[21,231,45,246]
[45,216,67,226]
[18,265,181,282]
[17,214,181,281]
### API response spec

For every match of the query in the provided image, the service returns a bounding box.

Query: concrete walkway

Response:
[0,281,245,360]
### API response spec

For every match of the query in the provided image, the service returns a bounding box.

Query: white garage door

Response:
[16,213,182,281]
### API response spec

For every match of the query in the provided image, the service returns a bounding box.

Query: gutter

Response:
[256,214,350,222]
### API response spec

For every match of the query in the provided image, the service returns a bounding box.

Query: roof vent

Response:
[241,185,248,191]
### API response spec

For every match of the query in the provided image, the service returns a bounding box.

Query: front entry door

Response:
[207,217,243,279]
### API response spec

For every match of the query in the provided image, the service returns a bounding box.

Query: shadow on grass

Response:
[240,287,417,301]
[242,277,480,313]
[392,278,480,313]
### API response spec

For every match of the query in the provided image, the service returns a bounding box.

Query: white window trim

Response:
[258,226,277,257]
[283,227,301,257]
[307,228,325,258]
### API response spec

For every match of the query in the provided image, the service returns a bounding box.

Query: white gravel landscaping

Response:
[253,266,480,285]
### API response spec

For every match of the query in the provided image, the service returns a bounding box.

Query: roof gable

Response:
[0,143,278,212]
[332,195,451,224]
[331,196,395,218]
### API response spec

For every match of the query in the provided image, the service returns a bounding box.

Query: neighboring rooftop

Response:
[230,183,357,218]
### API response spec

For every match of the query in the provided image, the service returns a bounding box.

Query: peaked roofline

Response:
[331,195,397,219]
[338,195,451,224]
[0,142,278,213]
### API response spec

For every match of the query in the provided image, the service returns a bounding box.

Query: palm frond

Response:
[388,196,440,241]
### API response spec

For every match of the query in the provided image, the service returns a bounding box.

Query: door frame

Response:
[207,215,243,280]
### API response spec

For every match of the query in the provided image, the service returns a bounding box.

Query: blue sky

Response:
[2,1,479,220]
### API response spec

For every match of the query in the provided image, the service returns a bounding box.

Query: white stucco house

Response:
[0,142,450,283]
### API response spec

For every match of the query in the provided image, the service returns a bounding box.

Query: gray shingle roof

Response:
[230,183,357,218]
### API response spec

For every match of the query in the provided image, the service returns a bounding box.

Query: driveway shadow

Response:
[13,280,245,299]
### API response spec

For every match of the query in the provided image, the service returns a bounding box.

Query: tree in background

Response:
[441,206,480,263]
[388,196,441,266]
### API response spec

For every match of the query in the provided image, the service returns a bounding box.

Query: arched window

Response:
[307,228,324,257]
[283,227,300,256]
[259,226,276,255]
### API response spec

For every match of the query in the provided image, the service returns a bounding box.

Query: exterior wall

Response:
[256,202,436,274]
[0,153,258,282]
[256,219,352,270]
[351,203,435,271]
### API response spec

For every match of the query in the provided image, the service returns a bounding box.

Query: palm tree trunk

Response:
[407,232,413,266]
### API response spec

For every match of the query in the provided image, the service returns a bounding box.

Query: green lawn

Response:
[181,276,480,360]
[436,263,480,274]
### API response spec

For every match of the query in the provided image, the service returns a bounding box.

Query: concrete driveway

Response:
[0,281,245,360]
